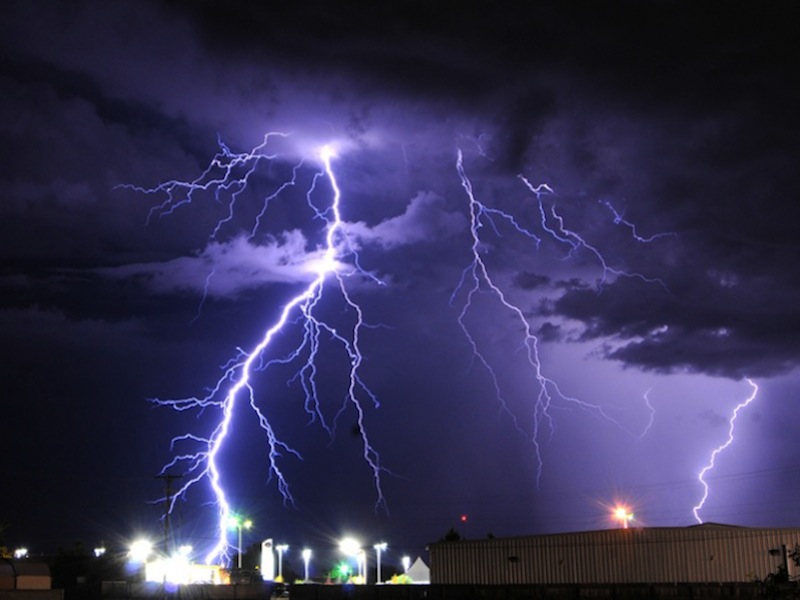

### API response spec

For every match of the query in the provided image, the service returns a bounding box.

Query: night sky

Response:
[2,0,799,572]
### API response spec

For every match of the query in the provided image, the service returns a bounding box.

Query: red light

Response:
[460,514,468,522]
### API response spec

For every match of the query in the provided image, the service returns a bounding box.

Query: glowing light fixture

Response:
[228,515,253,569]
[613,505,634,529]
[301,548,311,582]
[129,539,153,562]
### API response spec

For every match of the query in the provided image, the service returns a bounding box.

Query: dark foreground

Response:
[6,581,800,600]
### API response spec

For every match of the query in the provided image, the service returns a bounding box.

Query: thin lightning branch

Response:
[520,177,669,291]
[638,387,656,439]
[599,199,676,243]
[132,137,386,566]
[692,378,758,524]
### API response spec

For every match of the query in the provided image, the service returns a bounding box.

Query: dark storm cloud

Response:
[1,0,797,379]
[551,273,800,379]
[513,272,550,291]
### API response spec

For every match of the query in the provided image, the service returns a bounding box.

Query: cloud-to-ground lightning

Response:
[128,135,386,566]
[450,149,670,484]
[130,135,676,560]
[692,378,759,524]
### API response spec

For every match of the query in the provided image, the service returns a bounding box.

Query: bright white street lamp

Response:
[276,544,289,582]
[338,537,361,557]
[402,555,411,574]
[129,539,153,563]
[301,548,312,582]
[14,548,28,560]
[373,543,387,584]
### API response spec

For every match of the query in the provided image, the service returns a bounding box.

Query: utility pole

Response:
[156,474,183,555]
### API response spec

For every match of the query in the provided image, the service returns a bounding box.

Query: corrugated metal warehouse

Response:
[429,524,800,585]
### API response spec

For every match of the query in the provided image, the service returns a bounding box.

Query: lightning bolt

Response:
[128,136,385,566]
[599,199,676,244]
[692,378,758,524]
[127,134,674,561]
[451,149,668,484]
[639,387,656,439]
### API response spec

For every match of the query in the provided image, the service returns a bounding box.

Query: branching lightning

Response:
[692,378,758,524]
[128,136,385,565]
[450,149,669,484]
[129,134,679,562]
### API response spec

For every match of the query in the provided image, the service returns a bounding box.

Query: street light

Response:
[338,537,362,584]
[129,539,153,563]
[228,515,253,569]
[14,548,28,560]
[613,505,634,529]
[338,537,361,557]
[301,548,312,582]
[276,544,289,582]
[373,543,387,584]
[402,555,411,574]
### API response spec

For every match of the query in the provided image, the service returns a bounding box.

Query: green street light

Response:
[228,515,253,569]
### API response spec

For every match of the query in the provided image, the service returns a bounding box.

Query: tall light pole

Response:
[373,543,387,584]
[301,548,311,582]
[276,544,289,582]
[228,515,252,569]
[357,550,366,582]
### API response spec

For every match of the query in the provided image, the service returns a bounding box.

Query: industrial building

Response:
[428,524,800,585]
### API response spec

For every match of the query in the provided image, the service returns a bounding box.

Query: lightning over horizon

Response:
[692,378,759,524]
[4,0,800,561]
[129,133,762,565]
[130,136,386,565]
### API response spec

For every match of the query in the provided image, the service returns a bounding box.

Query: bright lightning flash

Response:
[130,135,385,566]
[692,378,758,523]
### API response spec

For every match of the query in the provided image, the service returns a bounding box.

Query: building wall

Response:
[429,525,800,585]
[14,578,50,592]
[0,562,51,591]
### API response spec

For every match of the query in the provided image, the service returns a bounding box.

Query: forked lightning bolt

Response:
[130,135,674,562]
[451,149,671,484]
[128,136,385,565]
[692,378,758,523]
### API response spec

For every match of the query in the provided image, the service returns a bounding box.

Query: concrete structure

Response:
[428,524,800,585]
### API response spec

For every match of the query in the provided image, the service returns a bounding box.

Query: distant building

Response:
[0,559,52,590]
[429,524,800,585]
